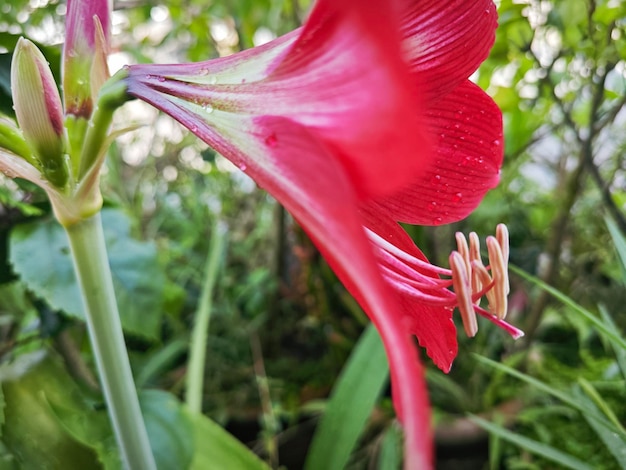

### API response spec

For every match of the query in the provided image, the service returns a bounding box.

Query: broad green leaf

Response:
[46,393,120,470]
[141,390,195,470]
[1,353,100,469]
[186,409,270,470]
[304,323,390,470]
[50,388,196,470]
[469,415,594,470]
[9,208,165,339]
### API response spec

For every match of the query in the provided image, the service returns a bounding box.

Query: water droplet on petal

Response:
[202,104,214,114]
[264,133,278,147]
[238,162,247,171]
[492,139,501,146]
[157,76,165,82]
[452,192,463,203]
[428,201,437,212]
[430,174,442,185]
[432,217,443,224]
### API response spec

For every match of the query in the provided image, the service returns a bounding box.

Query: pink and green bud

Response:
[11,38,67,187]
[63,0,112,119]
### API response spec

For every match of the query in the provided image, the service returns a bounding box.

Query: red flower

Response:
[123,0,522,467]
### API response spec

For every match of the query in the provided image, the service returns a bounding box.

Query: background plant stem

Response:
[65,213,156,470]
[186,223,226,414]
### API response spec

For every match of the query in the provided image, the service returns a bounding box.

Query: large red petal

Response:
[127,0,433,200]
[242,117,434,469]
[125,85,434,465]
[401,0,498,100]
[370,80,503,226]
[362,208,458,372]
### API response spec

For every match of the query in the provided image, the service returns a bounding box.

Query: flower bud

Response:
[63,0,111,119]
[11,38,67,187]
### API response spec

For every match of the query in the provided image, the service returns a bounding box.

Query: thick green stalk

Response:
[65,213,156,470]
[186,224,226,413]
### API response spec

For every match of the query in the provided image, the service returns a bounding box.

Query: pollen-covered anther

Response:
[468,231,483,297]
[452,224,511,329]
[449,251,478,337]
[455,231,471,277]
[496,223,510,295]
[486,235,508,319]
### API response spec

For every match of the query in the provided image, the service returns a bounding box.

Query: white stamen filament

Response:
[369,224,511,338]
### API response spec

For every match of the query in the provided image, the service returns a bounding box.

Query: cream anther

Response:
[449,251,478,337]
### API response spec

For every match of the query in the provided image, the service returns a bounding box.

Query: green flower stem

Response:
[186,223,226,413]
[78,69,130,179]
[65,213,156,470]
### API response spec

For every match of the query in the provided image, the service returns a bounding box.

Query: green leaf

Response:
[468,415,594,470]
[135,340,188,389]
[50,388,197,470]
[598,305,626,382]
[0,387,5,436]
[572,387,626,469]
[605,217,626,284]
[378,424,402,470]
[141,390,195,470]
[474,355,626,439]
[510,265,626,351]
[186,410,270,470]
[46,391,120,470]
[304,323,390,470]
[1,353,101,469]
[9,208,165,339]
[577,378,626,434]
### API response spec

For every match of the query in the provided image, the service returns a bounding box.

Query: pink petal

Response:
[370,81,503,226]
[401,0,498,100]
[245,116,434,469]
[64,0,111,51]
[123,88,433,465]
[363,208,458,372]
[63,0,111,117]
[128,0,434,200]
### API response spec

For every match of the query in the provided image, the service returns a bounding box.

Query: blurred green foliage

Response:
[0,0,625,468]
